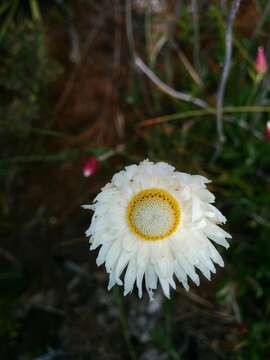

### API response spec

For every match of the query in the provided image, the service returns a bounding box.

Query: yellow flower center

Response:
[127,188,180,241]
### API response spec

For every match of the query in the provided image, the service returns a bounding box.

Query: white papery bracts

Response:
[83,160,231,300]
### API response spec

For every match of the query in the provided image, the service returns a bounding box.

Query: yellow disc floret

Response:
[127,188,180,241]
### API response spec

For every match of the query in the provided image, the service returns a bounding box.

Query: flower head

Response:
[83,156,100,178]
[83,160,231,300]
[266,121,270,141]
[255,46,268,75]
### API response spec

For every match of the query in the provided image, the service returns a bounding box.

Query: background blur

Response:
[1,0,270,359]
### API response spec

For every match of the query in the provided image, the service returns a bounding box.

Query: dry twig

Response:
[134,57,208,108]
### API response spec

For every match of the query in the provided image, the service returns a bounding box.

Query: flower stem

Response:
[139,106,270,127]
[113,288,137,360]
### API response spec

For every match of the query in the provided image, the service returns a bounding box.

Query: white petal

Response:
[105,240,122,272]
[192,197,202,222]
[122,234,138,252]
[191,174,211,186]
[199,189,215,203]
[108,275,116,290]
[136,243,150,268]
[90,234,109,250]
[169,277,176,289]
[125,164,138,179]
[174,263,190,290]
[145,265,158,290]
[207,204,227,224]
[124,257,137,295]
[196,260,211,280]
[207,240,225,267]
[136,267,145,298]
[204,222,231,249]
[114,251,132,282]
[200,252,216,274]
[96,242,111,266]
[159,278,170,298]
[175,252,199,284]
[82,204,95,210]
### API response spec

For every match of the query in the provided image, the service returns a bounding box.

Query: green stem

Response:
[113,289,137,360]
[0,120,70,138]
[240,78,262,123]
[29,0,42,22]
[0,0,19,41]
[0,150,79,164]
[142,106,270,125]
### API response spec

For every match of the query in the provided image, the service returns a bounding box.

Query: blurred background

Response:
[0,0,270,359]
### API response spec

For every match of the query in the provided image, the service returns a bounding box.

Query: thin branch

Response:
[138,105,266,139]
[171,41,204,88]
[135,56,208,108]
[216,0,241,144]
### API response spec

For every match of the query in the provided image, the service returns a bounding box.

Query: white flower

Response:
[83,160,231,300]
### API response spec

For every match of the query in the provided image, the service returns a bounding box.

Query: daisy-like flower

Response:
[83,160,231,300]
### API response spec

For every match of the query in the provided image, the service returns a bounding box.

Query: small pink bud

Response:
[236,322,248,334]
[266,121,270,141]
[255,46,268,75]
[83,156,100,177]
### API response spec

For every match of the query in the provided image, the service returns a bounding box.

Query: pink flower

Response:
[266,121,270,141]
[255,46,268,75]
[236,322,248,334]
[83,156,100,177]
